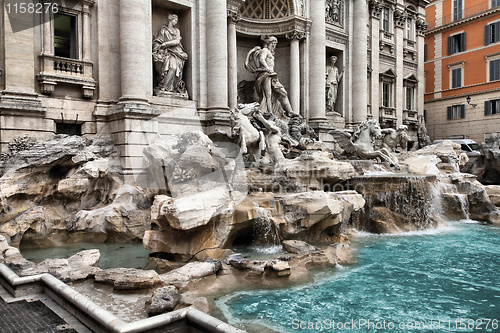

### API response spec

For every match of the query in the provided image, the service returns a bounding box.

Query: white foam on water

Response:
[353,222,458,239]
[248,244,283,254]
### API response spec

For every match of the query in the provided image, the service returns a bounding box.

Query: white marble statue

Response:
[325,55,344,113]
[153,14,188,97]
[380,125,411,152]
[232,103,284,164]
[245,36,299,118]
[329,119,399,165]
[326,0,341,23]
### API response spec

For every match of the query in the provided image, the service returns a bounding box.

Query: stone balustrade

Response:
[37,54,96,98]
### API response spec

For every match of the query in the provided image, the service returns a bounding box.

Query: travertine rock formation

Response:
[0,135,151,247]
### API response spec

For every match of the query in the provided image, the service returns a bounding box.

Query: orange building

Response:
[424,0,500,143]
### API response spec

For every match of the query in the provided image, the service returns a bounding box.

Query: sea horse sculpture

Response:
[329,119,399,165]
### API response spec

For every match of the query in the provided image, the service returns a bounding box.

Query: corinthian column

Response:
[308,0,327,123]
[227,10,241,110]
[352,0,369,124]
[119,0,152,102]
[286,31,305,115]
[207,1,229,111]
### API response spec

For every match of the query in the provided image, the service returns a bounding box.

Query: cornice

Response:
[426,7,500,35]
[235,15,312,37]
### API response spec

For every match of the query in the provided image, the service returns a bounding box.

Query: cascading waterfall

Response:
[252,203,282,253]
[350,175,473,232]
[434,181,471,221]
[456,194,471,220]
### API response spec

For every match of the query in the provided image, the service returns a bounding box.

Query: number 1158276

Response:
[5,2,58,14]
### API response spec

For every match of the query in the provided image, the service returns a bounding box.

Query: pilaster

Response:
[395,7,406,127]
[227,9,241,110]
[370,2,381,121]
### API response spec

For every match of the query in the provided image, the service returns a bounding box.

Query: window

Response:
[485,22,500,45]
[406,86,415,110]
[485,99,500,115]
[447,33,466,55]
[54,13,78,59]
[453,0,463,21]
[451,67,462,88]
[239,0,294,19]
[424,44,428,61]
[56,123,82,136]
[383,8,390,32]
[383,82,392,107]
[492,0,500,8]
[406,18,415,41]
[447,104,465,119]
[489,58,500,81]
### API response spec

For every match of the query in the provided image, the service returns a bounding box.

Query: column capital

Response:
[285,30,306,41]
[82,0,95,12]
[393,9,407,29]
[416,19,428,37]
[227,9,242,23]
[369,0,383,19]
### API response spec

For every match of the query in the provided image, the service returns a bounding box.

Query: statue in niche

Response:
[325,55,344,113]
[152,14,188,97]
[326,0,341,23]
[380,125,411,152]
[245,36,299,119]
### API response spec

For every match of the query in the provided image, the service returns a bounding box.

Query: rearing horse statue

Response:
[329,119,399,165]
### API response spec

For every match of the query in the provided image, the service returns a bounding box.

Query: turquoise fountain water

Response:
[217,221,500,332]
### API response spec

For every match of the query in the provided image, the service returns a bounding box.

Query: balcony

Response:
[427,1,497,30]
[379,106,397,124]
[37,54,96,98]
[403,110,418,125]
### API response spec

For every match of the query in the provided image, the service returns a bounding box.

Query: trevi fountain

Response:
[1,29,500,333]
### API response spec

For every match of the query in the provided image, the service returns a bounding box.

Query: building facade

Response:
[0,0,426,175]
[425,0,500,143]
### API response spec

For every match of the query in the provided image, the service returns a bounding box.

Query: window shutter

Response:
[496,100,500,114]
[424,44,427,61]
[460,104,466,119]
[447,106,453,120]
[448,36,453,55]
[485,101,492,116]
[457,68,462,87]
[460,33,466,52]
[491,59,500,81]
[495,22,500,43]
[485,24,492,45]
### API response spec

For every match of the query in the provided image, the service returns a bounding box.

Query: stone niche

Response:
[151,0,193,99]
[325,47,345,117]
[236,35,292,103]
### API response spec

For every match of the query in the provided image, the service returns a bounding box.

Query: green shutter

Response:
[485,100,492,116]
[486,24,492,45]
[460,104,466,119]
[460,33,466,52]
[447,106,453,120]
